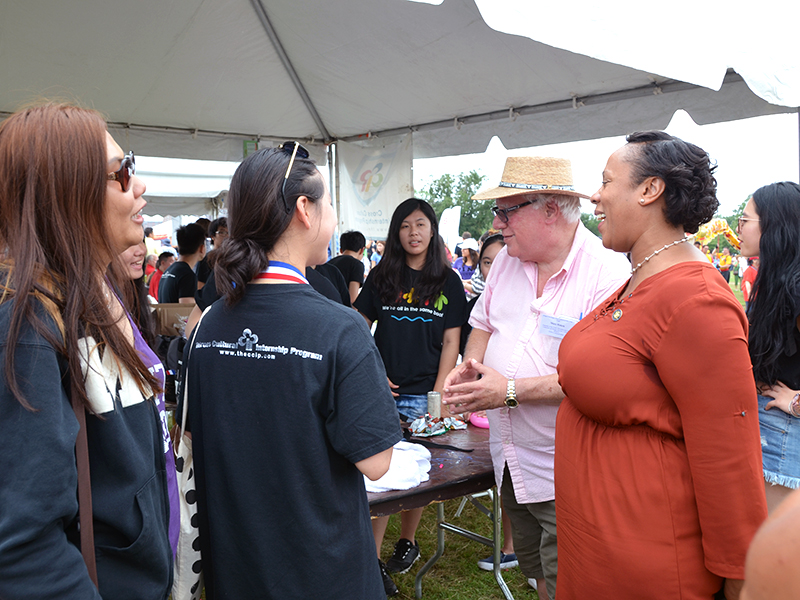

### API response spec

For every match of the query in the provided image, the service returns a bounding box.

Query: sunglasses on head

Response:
[107,151,135,192]
[277,141,310,213]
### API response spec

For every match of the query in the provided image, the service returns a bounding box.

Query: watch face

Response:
[505,396,519,408]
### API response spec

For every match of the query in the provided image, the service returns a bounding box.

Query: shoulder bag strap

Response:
[177,307,210,451]
[70,380,99,588]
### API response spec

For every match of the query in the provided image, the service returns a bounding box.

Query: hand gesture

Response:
[762,381,799,416]
[442,358,506,413]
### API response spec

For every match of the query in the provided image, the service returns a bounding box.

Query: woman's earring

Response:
[639,199,646,205]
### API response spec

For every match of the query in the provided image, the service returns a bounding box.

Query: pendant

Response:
[612,308,623,321]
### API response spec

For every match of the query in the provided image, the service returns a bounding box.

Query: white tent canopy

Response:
[136,156,236,217]
[2,0,797,167]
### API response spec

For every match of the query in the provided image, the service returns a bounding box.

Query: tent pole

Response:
[329,143,341,254]
[250,0,332,142]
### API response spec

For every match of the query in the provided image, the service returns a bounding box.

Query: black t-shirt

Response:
[195,269,349,311]
[158,261,196,303]
[187,284,401,599]
[460,294,480,356]
[774,315,800,389]
[195,255,212,284]
[195,271,220,311]
[354,265,467,394]
[311,263,351,307]
[328,254,365,286]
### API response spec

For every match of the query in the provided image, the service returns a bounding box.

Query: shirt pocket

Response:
[537,334,562,369]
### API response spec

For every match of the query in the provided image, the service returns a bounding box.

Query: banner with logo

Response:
[337,134,413,240]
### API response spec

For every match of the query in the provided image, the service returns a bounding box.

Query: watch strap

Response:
[505,378,518,408]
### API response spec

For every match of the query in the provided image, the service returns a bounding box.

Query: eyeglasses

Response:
[491,198,537,223]
[737,216,759,230]
[277,141,310,213]
[107,151,135,192]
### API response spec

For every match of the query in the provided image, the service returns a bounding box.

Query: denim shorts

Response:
[395,394,428,421]
[758,394,800,489]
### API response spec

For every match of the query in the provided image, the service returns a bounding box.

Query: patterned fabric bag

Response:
[172,312,206,600]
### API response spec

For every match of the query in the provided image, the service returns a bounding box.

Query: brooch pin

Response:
[612,308,623,321]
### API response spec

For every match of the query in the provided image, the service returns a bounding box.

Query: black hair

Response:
[624,131,718,234]
[478,229,500,244]
[340,230,366,252]
[214,146,324,306]
[156,251,173,269]
[479,233,505,262]
[747,182,800,385]
[209,217,228,239]
[462,248,479,266]
[144,227,153,237]
[369,198,450,304]
[176,223,206,256]
[194,217,211,235]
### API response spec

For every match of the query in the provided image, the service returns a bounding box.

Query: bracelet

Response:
[790,393,800,418]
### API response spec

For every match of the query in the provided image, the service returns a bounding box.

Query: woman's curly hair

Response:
[624,131,719,234]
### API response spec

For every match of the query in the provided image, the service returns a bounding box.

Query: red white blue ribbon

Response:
[254,261,309,284]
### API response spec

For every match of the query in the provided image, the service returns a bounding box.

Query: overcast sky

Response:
[413,111,799,217]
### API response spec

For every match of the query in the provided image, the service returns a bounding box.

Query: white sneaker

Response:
[528,578,538,590]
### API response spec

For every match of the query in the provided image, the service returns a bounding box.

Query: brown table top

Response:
[368,425,494,517]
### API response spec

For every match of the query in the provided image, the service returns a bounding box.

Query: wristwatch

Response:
[504,379,519,408]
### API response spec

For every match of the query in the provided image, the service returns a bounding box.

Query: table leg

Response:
[492,489,515,600]
[412,491,515,600]
[414,503,445,599]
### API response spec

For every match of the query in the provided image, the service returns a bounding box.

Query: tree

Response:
[418,171,493,237]
[580,213,601,238]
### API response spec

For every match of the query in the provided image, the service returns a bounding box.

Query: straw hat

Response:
[472,156,588,201]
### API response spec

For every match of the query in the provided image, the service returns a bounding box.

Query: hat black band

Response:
[499,182,575,191]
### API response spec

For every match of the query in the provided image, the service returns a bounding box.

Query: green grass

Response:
[381,498,537,600]
[729,280,745,308]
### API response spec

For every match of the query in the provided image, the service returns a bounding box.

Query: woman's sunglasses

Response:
[107,151,135,192]
[277,141,310,213]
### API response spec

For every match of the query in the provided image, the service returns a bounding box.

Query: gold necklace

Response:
[630,237,690,275]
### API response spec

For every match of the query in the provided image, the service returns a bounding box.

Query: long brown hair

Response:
[0,103,160,410]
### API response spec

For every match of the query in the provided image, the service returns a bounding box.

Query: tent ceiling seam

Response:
[105,123,304,144]
[3,71,774,152]
[249,0,332,143]
[341,71,748,143]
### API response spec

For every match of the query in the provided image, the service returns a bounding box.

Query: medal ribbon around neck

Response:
[254,261,309,284]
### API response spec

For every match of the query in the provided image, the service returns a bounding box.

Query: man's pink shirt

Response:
[469,223,630,503]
